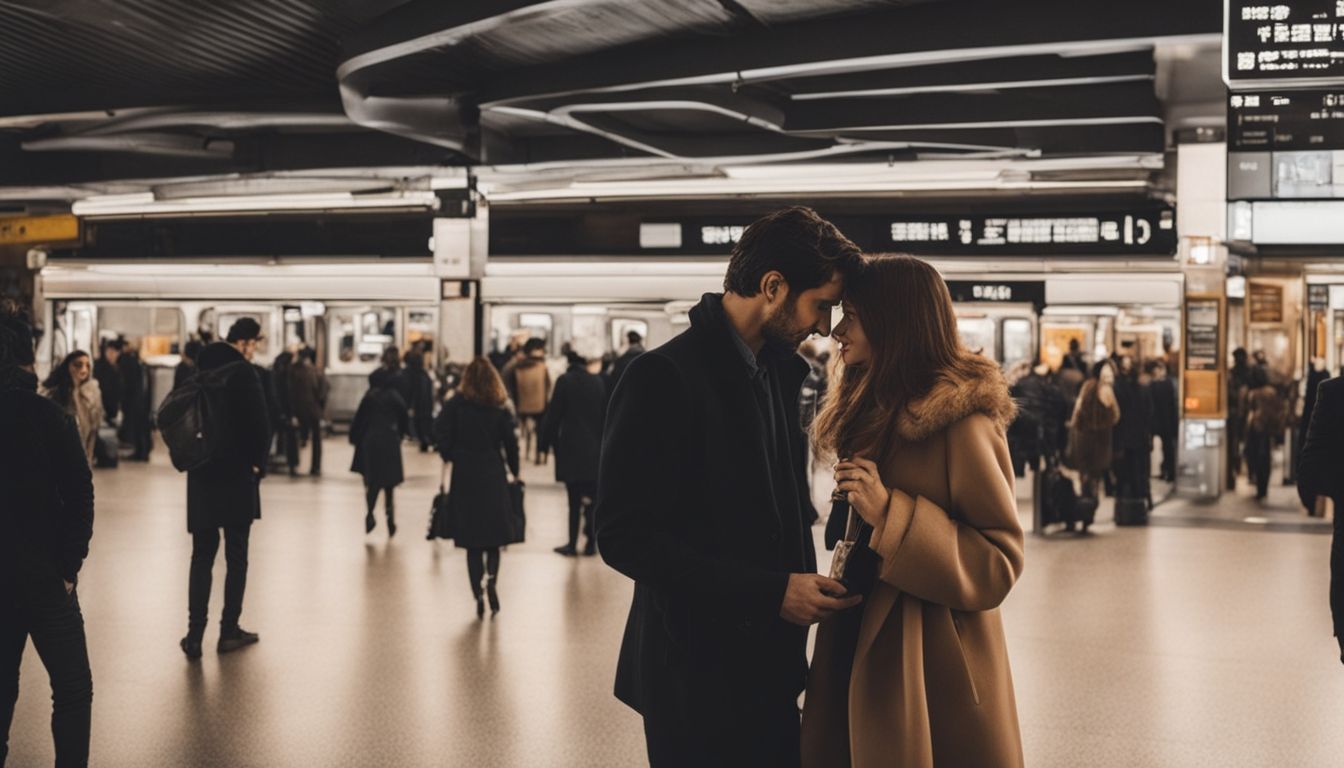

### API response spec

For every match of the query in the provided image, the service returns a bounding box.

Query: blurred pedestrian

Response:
[400,349,435,453]
[117,338,151,461]
[1297,373,1344,663]
[350,368,408,536]
[41,350,104,468]
[504,337,550,463]
[1244,367,1286,501]
[174,339,203,391]
[435,358,520,618]
[1009,362,1067,475]
[1112,356,1153,505]
[93,340,121,426]
[288,347,325,477]
[606,330,645,392]
[539,342,605,557]
[0,300,96,768]
[271,344,299,475]
[1227,347,1253,487]
[1149,361,1179,482]
[1069,360,1121,502]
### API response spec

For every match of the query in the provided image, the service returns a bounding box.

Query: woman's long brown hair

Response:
[459,357,508,407]
[812,253,992,459]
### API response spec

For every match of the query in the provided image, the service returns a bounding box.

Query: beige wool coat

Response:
[802,361,1025,768]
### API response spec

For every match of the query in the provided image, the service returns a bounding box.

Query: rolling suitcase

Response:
[94,425,119,468]
[1113,497,1148,526]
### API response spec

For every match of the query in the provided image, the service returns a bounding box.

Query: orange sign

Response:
[0,215,79,246]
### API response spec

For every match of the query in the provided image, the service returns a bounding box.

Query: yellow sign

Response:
[0,215,79,245]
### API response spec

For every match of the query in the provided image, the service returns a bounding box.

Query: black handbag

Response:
[427,462,455,540]
[505,480,526,544]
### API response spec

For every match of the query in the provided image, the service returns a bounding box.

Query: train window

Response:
[328,307,397,369]
[99,306,183,363]
[335,314,357,364]
[406,309,435,356]
[956,317,996,361]
[358,308,396,362]
[1002,318,1034,367]
[611,319,649,352]
[516,313,553,336]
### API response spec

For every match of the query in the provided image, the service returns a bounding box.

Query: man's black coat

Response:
[595,293,817,726]
[539,363,606,484]
[1299,376,1344,638]
[186,343,271,533]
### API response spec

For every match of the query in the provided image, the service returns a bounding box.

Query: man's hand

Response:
[779,573,862,626]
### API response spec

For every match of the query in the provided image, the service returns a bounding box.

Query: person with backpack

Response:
[0,301,96,768]
[177,318,272,659]
[350,368,409,536]
[1244,366,1286,501]
[538,342,606,557]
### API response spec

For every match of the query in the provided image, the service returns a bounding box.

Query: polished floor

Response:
[7,439,1343,767]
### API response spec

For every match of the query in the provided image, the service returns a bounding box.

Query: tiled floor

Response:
[7,440,1343,767]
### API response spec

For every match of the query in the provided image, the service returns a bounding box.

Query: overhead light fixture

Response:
[71,190,442,219]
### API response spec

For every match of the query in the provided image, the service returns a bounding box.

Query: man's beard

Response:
[762,296,808,350]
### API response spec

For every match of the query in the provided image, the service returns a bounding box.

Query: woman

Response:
[801,254,1025,768]
[1069,360,1121,501]
[434,358,520,618]
[350,368,408,536]
[1244,366,1285,500]
[41,350,104,467]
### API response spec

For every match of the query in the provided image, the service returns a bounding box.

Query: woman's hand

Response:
[834,457,891,528]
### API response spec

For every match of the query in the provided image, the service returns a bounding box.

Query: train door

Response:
[953,304,1038,368]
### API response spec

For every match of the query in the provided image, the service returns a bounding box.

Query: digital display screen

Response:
[1228,90,1344,150]
[887,210,1176,255]
[1225,1,1344,88]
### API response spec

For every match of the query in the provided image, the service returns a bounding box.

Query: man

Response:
[505,338,551,463]
[606,330,645,392]
[1299,373,1344,663]
[1149,361,1179,483]
[288,346,325,477]
[117,338,152,461]
[271,344,299,475]
[595,207,864,766]
[181,318,272,659]
[1227,347,1253,489]
[174,339,203,391]
[93,340,121,426]
[539,341,607,557]
[0,301,95,767]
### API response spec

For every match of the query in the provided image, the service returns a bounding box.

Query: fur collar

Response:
[893,357,1017,443]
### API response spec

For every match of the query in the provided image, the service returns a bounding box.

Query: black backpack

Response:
[157,361,243,472]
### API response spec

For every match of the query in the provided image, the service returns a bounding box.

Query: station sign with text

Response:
[885,209,1175,256]
[1225,1,1344,89]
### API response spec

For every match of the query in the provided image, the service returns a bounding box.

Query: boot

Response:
[218,626,260,654]
[486,577,500,616]
[386,506,397,538]
[471,581,485,620]
[365,512,376,534]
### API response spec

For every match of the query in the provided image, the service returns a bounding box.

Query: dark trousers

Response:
[297,417,322,473]
[1158,433,1177,482]
[643,695,801,768]
[0,580,92,768]
[564,481,596,548]
[1246,429,1272,498]
[278,419,299,470]
[365,486,395,517]
[188,523,251,637]
[465,548,500,598]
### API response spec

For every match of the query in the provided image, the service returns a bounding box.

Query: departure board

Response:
[1228,90,1344,149]
[886,210,1176,256]
[1225,1,1344,89]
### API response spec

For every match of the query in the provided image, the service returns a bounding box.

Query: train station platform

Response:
[6,440,1342,767]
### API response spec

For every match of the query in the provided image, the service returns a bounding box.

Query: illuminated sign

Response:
[944,280,1046,308]
[1225,1,1344,89]
[887,209,1175,255]
[700,225,745,245]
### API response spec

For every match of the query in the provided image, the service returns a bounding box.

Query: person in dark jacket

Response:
[606,330,645,392]
[181,319,272,660]
[1112,356,1154,504]
[93,340,121,426]
[539,346,606,557]
[435,358,521,619]
[173,339,203,391]
[0,301,95,768]
[1298,375,1344,663]
[1008,363,1067,476]
[595,207,862,767]
[400,349,436,453]
[1244,366,1286,501]
[1299,360,1331,510]
[351,368,409,536]
[117,339,152,461]
[270,345,298,475]
[1148,360,1179,482]
[1227,347,1254,489]
[288,347,325,476]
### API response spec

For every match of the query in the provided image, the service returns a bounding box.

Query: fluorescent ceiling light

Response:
[484,178,1148,202]
[71,191,441,218]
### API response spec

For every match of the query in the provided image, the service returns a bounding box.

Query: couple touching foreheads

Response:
[594,207,1025,768]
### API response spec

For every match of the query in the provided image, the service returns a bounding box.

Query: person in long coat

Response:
[288,347,325,476]
[803,254,1024,768]
[117,340,151,461]
[1069,360,1121,500]
[93,340,121,425]
[350,368,408,536]
[538,348,606,556]
[1298,374,1344,663]
[400,349,436,452]
[183,333,271,658]
[41,350,104,467]
[434,358,520,618]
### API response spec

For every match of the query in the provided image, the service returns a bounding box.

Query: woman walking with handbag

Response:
[434,358,521,618]
[801,254,1025,768]
[350,368,409,536]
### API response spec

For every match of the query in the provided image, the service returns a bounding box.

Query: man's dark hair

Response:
[225,317,263,343]
[0,299,36,366]
[183,339,204,361]
[626,330,643,346]
[723,207,861,297]
[299,346,317,364]
[524,337,546,354]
